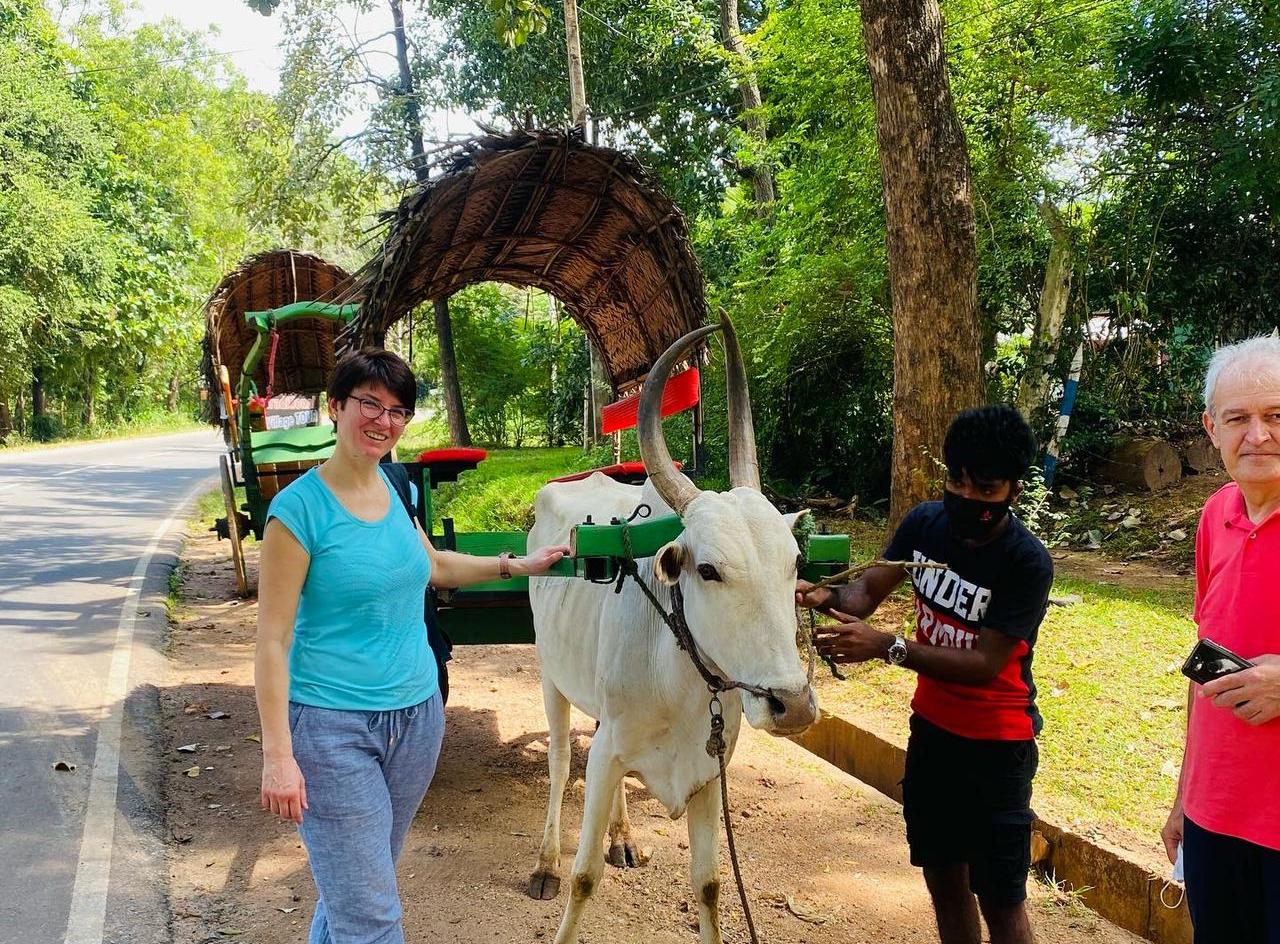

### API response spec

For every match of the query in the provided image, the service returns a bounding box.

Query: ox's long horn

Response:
[639,323,721,515]
[720,311,761,491]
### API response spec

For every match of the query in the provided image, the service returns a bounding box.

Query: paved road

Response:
[0,430,223,944]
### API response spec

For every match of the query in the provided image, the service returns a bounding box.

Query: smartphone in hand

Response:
[1181,638,1253,686]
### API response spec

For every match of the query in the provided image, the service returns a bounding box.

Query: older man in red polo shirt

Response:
[1162,335,1280,943]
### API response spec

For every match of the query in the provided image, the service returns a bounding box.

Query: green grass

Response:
[813,560,1194,861]
[397,420,600,530]
[195,486,233,526]
[425,447,596,531]
[1034,577,1192,847]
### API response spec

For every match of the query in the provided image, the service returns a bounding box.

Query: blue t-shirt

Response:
[266,466,437,710]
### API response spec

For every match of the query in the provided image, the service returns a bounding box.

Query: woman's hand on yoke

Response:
[261,754,308,824]
[518,544,572,576]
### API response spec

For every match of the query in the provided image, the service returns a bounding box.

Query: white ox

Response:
[526,317,819,944]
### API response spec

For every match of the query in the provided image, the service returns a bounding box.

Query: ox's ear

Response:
[653,541,686,585]
[784,509,813,537]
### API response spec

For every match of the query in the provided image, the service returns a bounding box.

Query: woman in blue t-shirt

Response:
[255,349,568,944]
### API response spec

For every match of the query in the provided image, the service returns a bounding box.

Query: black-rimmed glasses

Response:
[352,396,414,427]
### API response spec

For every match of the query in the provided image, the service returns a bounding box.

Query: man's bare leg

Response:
[922,864,981,944]
[979,897,1035,944]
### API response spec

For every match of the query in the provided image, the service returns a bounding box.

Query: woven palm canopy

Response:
[202,249,358,410]
[348,128,710,394]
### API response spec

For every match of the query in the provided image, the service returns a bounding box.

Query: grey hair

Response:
[1203,333,1280,414]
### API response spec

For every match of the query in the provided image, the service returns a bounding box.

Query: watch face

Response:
[888,639,907,665]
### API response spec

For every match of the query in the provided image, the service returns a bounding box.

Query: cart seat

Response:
[548,460,680,487]
[412,448,488,484]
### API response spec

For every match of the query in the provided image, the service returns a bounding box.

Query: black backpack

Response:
[382,463,452,706]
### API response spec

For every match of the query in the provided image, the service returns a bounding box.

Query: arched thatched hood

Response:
[347,128,710,394]
[201,249,358,421]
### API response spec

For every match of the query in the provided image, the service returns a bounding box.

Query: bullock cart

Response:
[202,250,360,596]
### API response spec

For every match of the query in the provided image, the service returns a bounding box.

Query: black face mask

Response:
[943,489,1012,541]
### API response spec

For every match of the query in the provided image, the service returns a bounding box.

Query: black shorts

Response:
[902,714,1039,906]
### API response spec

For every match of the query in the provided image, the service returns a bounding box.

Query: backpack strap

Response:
[384,462,453,691]
[382,463,417,524]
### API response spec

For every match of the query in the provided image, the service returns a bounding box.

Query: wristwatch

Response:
[498,551,514,580]
[886,634,908,666]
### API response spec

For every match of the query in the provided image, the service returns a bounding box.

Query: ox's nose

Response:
[763,685,817,735]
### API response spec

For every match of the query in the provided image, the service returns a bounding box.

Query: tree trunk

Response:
[1183,436,1222,474]
[719,0,776,209]
[31,366,46,418]
[82,364,98,428]
[434,298,471,446]
[390,0,429,186]
[391,0,469,442]
[1100,437,1182,491]
[0,398,11,442]
[862,0,985,527]
[1017,201,1074,422]
[548,294,560,446]
[167,369,181,412]
[15,389,25,435]
[563,0,587,126]
[589,342,609,443]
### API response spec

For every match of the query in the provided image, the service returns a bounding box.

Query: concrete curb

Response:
[789,710,1192,944]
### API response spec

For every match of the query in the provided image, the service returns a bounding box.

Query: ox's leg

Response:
[529,679,572,900]
[553,740,623,944]
[686,780,724,944]
[606,778,639,868]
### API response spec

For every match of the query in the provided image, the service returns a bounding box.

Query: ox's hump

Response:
[531,473,648,547]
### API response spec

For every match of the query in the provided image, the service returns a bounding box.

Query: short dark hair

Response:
[327,348,417,410]
[942,405,1038,484]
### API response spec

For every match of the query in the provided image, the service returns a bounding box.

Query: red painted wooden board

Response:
[600,367,699,435]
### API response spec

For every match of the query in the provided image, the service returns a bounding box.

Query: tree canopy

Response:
[2,0,1275,508]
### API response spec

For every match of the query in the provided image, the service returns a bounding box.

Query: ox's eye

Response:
[697,563,722,582]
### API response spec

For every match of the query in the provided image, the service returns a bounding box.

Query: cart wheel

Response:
[219,454,249,597]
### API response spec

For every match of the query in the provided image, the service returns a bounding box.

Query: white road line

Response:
[49,463,114,478]
[63,478,212,944]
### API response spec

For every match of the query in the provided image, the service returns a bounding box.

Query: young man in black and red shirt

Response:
[798,405,1052,944]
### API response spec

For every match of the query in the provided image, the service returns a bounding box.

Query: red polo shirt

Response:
[1183,483,1280,851]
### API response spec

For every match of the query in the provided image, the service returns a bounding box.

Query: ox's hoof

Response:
[527,869,562,900]
[606,840,641,869]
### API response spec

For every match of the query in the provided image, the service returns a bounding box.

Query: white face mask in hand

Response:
[1160,843,1186,910]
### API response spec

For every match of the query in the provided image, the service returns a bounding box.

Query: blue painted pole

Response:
[1043,342,1084,488]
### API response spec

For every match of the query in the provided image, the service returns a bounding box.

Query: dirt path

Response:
[164,521,1143,944]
